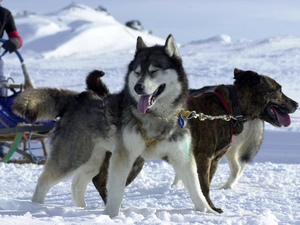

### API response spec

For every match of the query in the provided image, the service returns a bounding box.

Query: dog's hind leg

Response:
[32,162,74,203]
[72,148,107,207]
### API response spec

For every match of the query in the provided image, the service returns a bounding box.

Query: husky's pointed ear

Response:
[136,36,147,51]
[165,34,180,58]
[233,68,244,78]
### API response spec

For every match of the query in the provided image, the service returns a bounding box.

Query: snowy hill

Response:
[14,3,164,58]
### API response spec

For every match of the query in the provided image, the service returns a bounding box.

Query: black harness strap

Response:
[227,85,247,124]
[202,85,247,143]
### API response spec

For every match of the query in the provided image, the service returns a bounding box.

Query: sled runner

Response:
[0,39,55,164]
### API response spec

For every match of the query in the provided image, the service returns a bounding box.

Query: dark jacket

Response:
[0,6,22,48]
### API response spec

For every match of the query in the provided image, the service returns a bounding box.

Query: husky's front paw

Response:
[104,205,119,218]
[31,192,45,204]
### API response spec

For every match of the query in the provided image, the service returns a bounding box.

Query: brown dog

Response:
[90,68,298,213]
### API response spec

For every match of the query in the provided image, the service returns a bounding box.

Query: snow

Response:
[5,0,300,44]
[12,3,164,58]
[1,2,300,225]
[1,161,299,225]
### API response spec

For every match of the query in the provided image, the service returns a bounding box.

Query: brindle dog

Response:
[90,68,298,213]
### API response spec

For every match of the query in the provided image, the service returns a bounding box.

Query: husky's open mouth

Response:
[137,84,166,114]
[266,104,291,127]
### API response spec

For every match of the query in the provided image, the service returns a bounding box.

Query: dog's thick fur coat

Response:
[91,68,298,213]
[12,35,215,217]
[12,71,122,209]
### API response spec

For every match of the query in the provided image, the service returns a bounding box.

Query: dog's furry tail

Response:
[86,70,110,97]
[12,88,78,122]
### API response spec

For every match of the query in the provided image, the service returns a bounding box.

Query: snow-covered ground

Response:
[0,2,299,225]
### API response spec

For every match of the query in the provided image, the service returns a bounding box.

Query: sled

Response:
[0,39,55,164]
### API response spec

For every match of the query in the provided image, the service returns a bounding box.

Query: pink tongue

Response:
[137,94,152,114]
[272,107,291,127]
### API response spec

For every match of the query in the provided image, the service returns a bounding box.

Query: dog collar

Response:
[176,109,196,128]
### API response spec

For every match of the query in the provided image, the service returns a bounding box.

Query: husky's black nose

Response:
[134,83,145,94]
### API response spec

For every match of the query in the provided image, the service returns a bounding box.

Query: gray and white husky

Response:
[12,35,215,217]
[104,35,214,217]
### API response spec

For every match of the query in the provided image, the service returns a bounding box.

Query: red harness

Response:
[213,91,235,142]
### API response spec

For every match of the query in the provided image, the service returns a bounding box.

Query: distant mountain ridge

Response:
[13,3,164,58]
